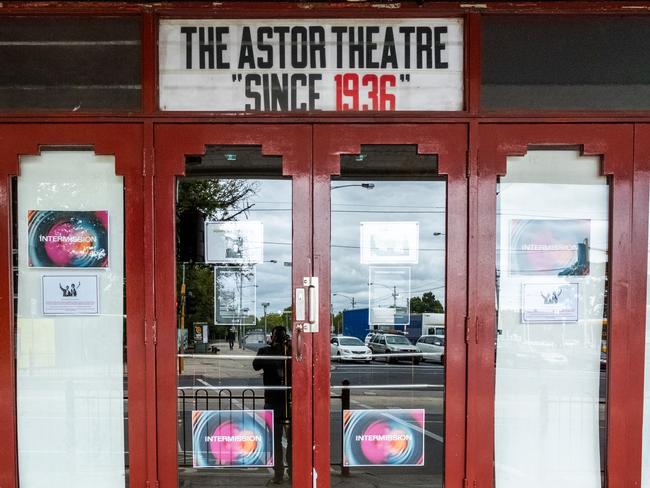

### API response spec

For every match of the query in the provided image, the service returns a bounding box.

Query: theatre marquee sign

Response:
[159,19,463,112]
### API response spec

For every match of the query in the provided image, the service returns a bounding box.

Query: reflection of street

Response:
[177,343,445,487]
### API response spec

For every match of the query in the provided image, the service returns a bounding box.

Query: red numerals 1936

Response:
[334,73,396,111]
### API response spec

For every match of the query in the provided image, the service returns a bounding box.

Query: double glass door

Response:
[155,123,467,488]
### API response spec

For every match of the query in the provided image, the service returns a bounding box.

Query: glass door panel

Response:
[175,146,295,486]
[328,145,446,487]
[494,149,609,487]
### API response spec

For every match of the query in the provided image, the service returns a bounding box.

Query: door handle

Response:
[295,324,303,361]
[303,276,319,333]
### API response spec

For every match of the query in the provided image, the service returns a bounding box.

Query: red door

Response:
[154,123,469,488]
[312,124,468,488]
[154,124,314,487]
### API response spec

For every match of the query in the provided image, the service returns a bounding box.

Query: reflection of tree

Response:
[176,178,260,340]
[177,179,258,221]
[176,263,213,323]
[410,292,444,313]
[256,306,293,329]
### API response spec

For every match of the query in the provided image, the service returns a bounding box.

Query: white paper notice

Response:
[42,275,99,315]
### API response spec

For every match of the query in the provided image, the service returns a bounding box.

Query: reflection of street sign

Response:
[205,221,264,264]
[370,307,395,326]
[214,265,256,325]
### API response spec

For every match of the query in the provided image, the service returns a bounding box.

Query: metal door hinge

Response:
[464,316,470,344]
[152,319,157,345]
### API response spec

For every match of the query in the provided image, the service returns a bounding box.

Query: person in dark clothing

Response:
[252,326,292,484]
[227,326,236,350]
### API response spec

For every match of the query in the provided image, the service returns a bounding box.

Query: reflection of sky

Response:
[331,180,446,314]
[184,177,447,321]
[245,179,293,317]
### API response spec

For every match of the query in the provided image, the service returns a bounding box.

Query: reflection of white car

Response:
[331,336,372,362]
[416,335,445,363]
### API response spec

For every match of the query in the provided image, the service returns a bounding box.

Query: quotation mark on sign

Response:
[399,74,411,82]
[232,74,243,82]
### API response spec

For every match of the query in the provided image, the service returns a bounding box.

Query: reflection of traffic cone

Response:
[559,238,590,276]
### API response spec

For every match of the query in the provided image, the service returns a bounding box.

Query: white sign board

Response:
[360,222,419,264]
[159,19,463,112]
[521,283,579,323]
[205,221,264,264]
[42,275,99,315]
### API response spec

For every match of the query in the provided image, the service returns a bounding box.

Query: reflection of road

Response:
[177,351,446,486]
[175,346,608,487]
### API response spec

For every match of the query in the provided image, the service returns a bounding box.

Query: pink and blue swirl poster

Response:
[192,410,274,468]
[509,219,590,276]
[28,210,109,268]
[343,409,425,467]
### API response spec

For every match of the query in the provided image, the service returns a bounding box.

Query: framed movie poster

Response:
[28,210,109,268]
[192,410,274,468]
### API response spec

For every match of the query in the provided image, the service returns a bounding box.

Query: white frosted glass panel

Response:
[495,150,608,488]
[643,189,650,487]
[16,152,126,488]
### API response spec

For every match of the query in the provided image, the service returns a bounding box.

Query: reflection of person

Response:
[253,326,292,484]
[227,326,236,350]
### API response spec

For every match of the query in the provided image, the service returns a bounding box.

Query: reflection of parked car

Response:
[368,333,420,364]
[331,336,372,362]
[242,331,267,352]
[416,335,445,364]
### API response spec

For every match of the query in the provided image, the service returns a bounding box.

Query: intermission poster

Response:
[159,19,463,111]
[509,219,590,276]
[192,410,274,468]
[28,210,109,268]
[343,409,425,467]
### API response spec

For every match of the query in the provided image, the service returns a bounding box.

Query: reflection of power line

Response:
[251,208,445,214]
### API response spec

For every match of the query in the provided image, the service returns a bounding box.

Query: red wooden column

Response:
[312,123,468,488]
[154,123,313,488]
[472,124,636,487]
[0,123,146,488]
[631,124,650,487]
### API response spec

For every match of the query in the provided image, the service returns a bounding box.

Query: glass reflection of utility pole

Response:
[369,282,399,308]
[332,293,357,336]
[178,262,188,373]
[332,292,356,309]
[262,302,270,336]
[369,282,407,334]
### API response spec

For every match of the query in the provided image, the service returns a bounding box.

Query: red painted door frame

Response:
[312,123,468,487]
[0,123,148,488]
[153,123,314,488]
[471,124,639,487]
